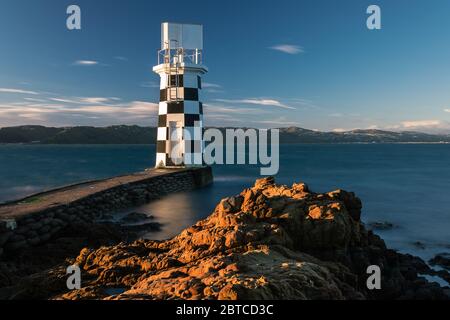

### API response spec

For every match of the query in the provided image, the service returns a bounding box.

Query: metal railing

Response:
[157,48,203,66]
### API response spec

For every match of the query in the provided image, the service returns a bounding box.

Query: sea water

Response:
[0,144,449,263]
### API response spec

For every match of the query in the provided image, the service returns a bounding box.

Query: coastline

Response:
[1,144,449,297]
[1,177,448,300]
[1,125,449,145]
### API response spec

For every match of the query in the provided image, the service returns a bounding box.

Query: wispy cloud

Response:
[204,104,271,114]
[286,98,321,110]
[215,98,295,110]
[24,97,46,102]
[202,105,299,128]
[0,88,39,95]
[269,44,304,55]
[80,97,120,104]
[257,117,299,126]
[331,128,360,133]
[0,100,158,127]
[328,112,360,118]
[329,120,450,135]
[70,101,156,115]
[202,103,274,127]
[202,82,224,93]
[444,109,450,113]
[140,81,160,88]
[401,120,442,128]
[114,56,128,61]
[73,60,99,66]
[49,98,81,104]
[49,97,120,105]
[380,119,450,134]
[203,82,222,88]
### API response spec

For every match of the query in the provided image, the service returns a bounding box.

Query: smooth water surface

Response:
[1,144,449,262]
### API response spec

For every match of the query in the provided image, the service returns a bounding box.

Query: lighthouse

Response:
[153,22,208,168]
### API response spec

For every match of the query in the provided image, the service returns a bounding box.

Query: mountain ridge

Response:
[0,125,449,144]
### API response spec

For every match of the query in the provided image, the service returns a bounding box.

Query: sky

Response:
[0,0,449,133]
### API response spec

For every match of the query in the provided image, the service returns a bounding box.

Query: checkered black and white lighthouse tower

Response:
[153,23,208,168]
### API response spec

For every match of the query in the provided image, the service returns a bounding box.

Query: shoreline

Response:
[1,177,448,300]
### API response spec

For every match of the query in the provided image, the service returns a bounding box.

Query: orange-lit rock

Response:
[44,177,448,300]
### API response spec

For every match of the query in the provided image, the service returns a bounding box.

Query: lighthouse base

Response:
[155,152,204,169]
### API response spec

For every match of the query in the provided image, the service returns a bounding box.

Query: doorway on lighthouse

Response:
[168,121,183,166]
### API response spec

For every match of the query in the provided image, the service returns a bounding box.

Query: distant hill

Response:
[276,127,450,143]
[0,125,157,144]
[0,125,449,144]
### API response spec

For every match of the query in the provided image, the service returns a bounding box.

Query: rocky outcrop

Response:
[0,220,126,299]
[430,253,450,270]
[51,178,448,299]
[367,221,397,231]
[43,177,448,300]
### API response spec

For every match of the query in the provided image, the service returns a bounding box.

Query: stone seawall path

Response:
[0,167,213,256]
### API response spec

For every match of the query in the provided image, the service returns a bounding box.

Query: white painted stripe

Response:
[160,74,168,90]
[157,127,167,140]
[158,102,168,115]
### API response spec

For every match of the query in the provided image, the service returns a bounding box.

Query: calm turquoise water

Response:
[1,144,449,262]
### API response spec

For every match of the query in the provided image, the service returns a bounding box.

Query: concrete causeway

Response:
[0,167,213,255]
[0,168,195,219]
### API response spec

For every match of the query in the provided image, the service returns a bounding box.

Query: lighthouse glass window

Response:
[162,23,203,50]
[169,75,183,87]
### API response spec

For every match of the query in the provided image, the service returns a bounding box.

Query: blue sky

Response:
[0,0,449,132]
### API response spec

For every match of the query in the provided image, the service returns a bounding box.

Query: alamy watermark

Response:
[66,5,81,30]
[163,124,279,175]
[366,265,381,290]
[68,4,382,31]
[66,264,81,290]
[367,5,382,30]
